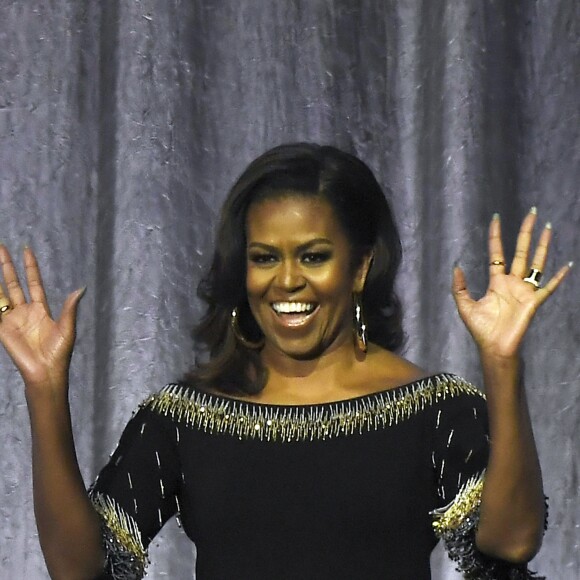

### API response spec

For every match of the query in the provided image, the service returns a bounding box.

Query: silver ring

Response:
[523,268,543,289]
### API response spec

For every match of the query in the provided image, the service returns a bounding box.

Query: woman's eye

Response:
[302,252,331,264]
[248,253,277,264]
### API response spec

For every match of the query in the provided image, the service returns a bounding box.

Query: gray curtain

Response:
[1,1,578,578]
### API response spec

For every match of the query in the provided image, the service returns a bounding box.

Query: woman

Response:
[0,143,571,579]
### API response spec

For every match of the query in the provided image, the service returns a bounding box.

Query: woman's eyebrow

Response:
[247,238,333,252]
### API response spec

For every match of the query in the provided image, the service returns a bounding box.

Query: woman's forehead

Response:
[246,195,343,240]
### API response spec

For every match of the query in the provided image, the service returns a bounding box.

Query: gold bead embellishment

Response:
[90,492,148,570]
[145,374,484,443]
[430,472,485,534]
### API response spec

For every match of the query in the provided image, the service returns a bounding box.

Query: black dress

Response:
[90,373,544,579]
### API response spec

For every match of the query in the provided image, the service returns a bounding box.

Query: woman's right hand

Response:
[1,245,106,578]
[0,244,85,398]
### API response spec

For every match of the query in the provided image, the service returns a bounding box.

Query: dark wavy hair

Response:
[185,143,403,394]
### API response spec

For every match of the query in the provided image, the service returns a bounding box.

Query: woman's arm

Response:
[0,245,104,579]
[475,353,544,562]
[27,380,105,579]
[452,210,572,563]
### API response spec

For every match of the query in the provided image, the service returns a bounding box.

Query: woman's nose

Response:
[276,260,305,292]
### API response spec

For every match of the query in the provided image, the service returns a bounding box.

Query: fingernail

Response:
[76,286,87,298]
[545,222,552,230]
[492,213,500,221]
[529,206,538,215]
[568,261,574,268]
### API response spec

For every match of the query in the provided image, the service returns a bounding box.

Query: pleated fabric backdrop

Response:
[0,1,578,578]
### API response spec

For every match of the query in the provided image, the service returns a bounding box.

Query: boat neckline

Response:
[177,372,466,410]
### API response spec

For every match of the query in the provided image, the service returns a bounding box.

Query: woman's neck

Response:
[255,339,366,404]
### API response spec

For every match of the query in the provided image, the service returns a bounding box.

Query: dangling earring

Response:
[231,307,264,349]
[353,294,368,354]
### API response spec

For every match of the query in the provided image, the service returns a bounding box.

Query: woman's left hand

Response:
[452,208,572,359]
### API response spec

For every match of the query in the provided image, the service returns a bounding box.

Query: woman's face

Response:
[245,194,370,360]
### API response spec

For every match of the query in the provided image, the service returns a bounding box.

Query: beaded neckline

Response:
[144,373,483,442]
[190,372,458,408]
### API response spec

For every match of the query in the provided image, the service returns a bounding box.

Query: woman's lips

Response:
[270,304,320,328]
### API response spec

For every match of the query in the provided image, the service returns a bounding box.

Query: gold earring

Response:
[231,307,264,349]
[353,294,368,353]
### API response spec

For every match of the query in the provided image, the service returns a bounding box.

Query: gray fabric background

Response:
[1,1,578,578]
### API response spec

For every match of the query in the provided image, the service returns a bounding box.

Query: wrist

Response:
[25,376,70,410]
[478,348,521,368]
[479,352,525,407]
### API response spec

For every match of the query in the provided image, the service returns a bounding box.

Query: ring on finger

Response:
[490,260,505,266]
[523,268,543,289]
[0,300,12,317]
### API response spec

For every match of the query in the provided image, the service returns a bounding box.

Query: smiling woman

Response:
[189,143,405,397]
[0,143,571,579]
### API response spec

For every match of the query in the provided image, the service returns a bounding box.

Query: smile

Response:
[270,302,319,328]
[271,302,317,314]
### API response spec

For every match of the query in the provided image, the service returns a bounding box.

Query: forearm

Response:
[475,353,545,562]
[27,385,104,579]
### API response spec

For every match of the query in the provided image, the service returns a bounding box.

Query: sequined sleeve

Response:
[429,378,545,579]
[89,401,181,579]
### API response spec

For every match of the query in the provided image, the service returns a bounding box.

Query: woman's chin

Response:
[263,333,351,363]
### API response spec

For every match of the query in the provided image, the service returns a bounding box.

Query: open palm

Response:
[452,210,572,359]
[0,245,84,391]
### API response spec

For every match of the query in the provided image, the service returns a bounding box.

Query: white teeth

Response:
[272,302,316,314]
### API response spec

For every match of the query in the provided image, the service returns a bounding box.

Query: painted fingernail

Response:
[492,212,500,220]
[529,206,538,215]
[568,261,574,268]
[545,222,552,230]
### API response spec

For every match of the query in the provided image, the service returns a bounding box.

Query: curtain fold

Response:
[1,1,578,578]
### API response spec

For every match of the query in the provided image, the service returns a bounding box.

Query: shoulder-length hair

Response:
[185,143,404,394]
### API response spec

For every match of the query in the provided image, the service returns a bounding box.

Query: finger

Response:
[529,222,552,272]
[0,244,27,306]
[452,266,474,310]
[488,214,506,274]
[511,207,537,277]
[534,262,573,305]
[23,247,51,315]
[58,287,86,338]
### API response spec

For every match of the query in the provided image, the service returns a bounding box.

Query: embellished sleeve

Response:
[89,397,181,579]
[429,375,545,579]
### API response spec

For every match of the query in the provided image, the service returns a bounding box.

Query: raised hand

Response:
[452,209,572,359]
[0,245,85,395]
